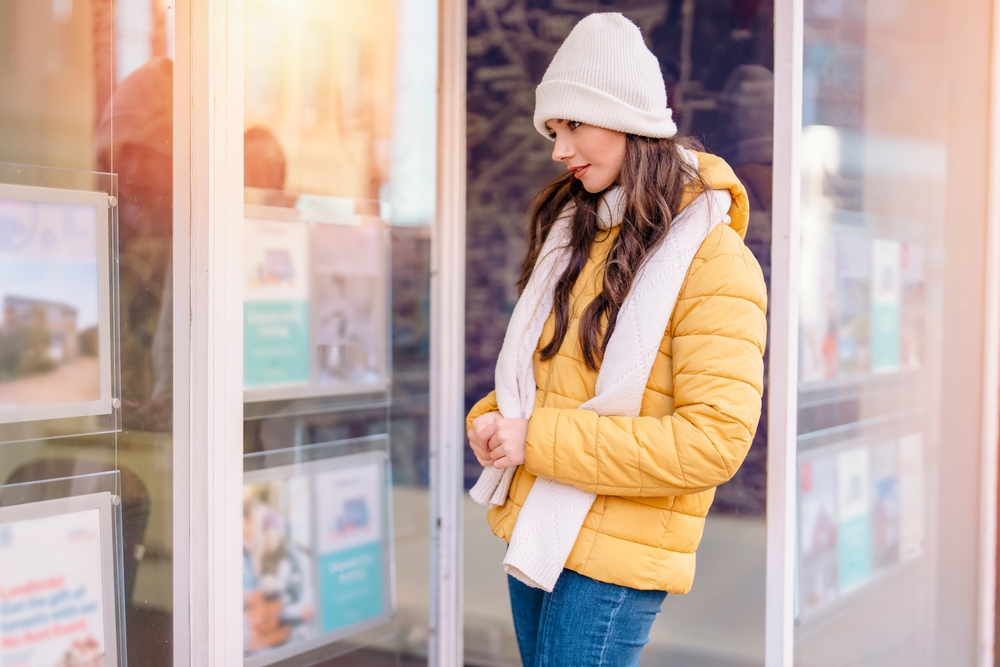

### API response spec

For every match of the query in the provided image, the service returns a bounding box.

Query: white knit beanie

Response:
[533,13,677,140]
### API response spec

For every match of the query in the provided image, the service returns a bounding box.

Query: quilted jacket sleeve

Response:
[523,236,767,497]
[466,391,499,433]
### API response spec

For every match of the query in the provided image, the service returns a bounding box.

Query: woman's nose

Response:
[551,138,573,162]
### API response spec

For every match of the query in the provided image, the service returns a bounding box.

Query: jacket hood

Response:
[596,150,750,237]
[681,152,750,240]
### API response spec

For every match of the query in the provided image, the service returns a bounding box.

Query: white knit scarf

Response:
[470,150,732,591]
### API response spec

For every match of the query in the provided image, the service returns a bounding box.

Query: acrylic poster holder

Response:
[0,470,127,667]
[0,163,121,445]
[242,435,396,667]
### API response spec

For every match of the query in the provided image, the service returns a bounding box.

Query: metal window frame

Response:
[978,1,1000,663]
[765,0,802,665]
[429,0,467,665]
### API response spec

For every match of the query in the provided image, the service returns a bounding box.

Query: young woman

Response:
[466,13,767,667]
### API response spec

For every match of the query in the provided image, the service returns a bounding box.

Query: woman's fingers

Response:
[477,420,500,447]
[469,439,493,467]
[468,412,503,468]
[475,452,493,467]
[492,455,517,470]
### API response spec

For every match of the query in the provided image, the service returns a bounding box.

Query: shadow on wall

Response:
[464,0,774,515]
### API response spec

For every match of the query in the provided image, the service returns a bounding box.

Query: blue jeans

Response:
[508,569,666,667]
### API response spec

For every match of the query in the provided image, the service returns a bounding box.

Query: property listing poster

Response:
[244,220,311,388]
[243,476,317,657]
[313,463,385,634]
[0,195,103,420]
[798,456,839,614]
[836,447,871,591]
[0,509,107,667]
[312,224,387,387]
[799,225,838,382]
[897,433,926,561]
[836,236,871,377]
[871,239,902,372]
[869,439,900,571]
[900,243,926,369]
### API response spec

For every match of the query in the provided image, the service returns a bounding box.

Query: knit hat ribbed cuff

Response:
[533,79,678,140]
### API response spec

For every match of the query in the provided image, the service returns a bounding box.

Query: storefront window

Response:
[464,1,773,663]
[241,0,437,664]
[0,0,175,665]
[795,0,992,662]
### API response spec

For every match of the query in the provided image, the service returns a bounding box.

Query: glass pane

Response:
[795,0,991,662]
[465,2,773,664]
[242,0,436,664]
[0,0,176,665]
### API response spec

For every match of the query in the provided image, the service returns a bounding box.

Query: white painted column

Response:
[765,0,803,665]
[173,0,245,663]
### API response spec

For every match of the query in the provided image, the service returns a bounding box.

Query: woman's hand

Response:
[468,411,502,467]
[488,418,529,469]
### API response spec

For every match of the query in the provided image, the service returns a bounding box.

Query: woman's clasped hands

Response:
[468,412,528,469]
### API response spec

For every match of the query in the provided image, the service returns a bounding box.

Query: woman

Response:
[466,13,767,667]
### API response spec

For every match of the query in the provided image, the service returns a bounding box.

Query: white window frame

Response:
[172,0,246,664]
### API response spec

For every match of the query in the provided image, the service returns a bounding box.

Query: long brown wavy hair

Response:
[519,134,708,371]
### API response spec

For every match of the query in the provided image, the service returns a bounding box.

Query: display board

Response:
[799,213,925,386]
[0,183,115,425]
[796,433,925,619]
[0,492,122,667]
[243,212,389,404]
[242,449,392,667]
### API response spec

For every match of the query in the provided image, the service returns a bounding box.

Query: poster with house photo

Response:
[0,184,113,425]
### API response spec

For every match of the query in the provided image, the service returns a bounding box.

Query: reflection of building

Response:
[3,295,79,362]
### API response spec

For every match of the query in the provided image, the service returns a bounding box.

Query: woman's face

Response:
[545,119,627,193]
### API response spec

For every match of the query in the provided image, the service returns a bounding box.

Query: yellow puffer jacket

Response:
[466,153,767,594]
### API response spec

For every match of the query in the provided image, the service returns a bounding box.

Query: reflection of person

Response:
[714,64,774,514]
[95,56,173,432]
[465,14,766,665]
[244,126,287,191]
[244,126,297,208]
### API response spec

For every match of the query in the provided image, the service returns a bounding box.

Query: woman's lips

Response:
[570,164,590,179]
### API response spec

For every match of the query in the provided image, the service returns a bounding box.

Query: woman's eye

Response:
[548,133,557,140]
[568,121,582,130]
